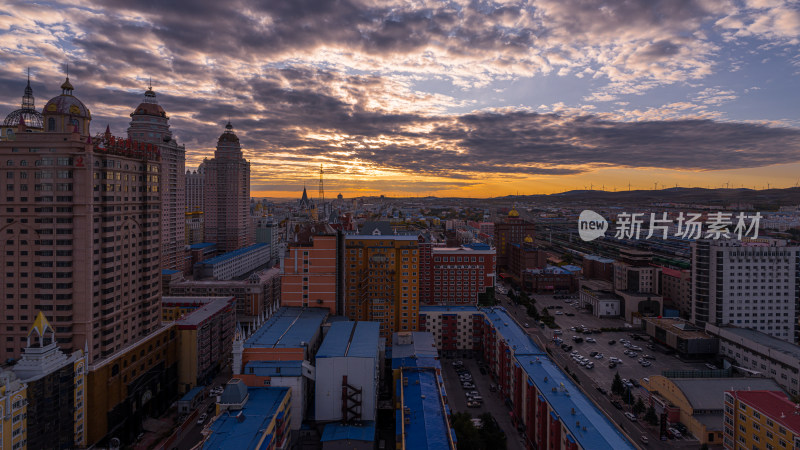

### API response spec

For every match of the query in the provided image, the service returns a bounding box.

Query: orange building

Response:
[724,390,800,450]
[344,235,420,338]
[281,233,341,313]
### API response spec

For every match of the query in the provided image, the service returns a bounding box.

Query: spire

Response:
[225,120,233,131]
[21,68,35,110]
[61,76,74,95]
[143,79,157,104]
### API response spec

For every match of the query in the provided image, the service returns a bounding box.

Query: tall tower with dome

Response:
[1,71,44,140]
[127,84,186,271]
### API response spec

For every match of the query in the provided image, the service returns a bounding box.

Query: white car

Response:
[197,413,208,425]
[555,311,563,315]
[585,338,596,343]
[594,353,604,359]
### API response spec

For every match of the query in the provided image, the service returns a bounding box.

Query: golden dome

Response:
[508,209,520,218]
[524,235,533,244]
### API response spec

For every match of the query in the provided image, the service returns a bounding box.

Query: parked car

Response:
[585,337,596,343]
[197,413,208,425]
[555,311,564,315]
[640,435,649,445]
[625,412,637,422]
[608,362,617,368]
[596,387,607,395]
[611,400,623,409]
[608,340,616,345]
[668,427,682,438]
[590,351,598,357]
[566,313,575,316]
[524,322,530,328]
[467,401,480,408]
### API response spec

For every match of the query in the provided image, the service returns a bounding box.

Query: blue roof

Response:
[515,355,635,450]
[320,421,376,442]
[391,332,440,369]
[561,265,582,272]
[243,360,303,377]
[482,307,543,356]
[179,386,205,403]
[463,242,491,250]
[317,321,381,359]
[420,305,480,313]
[197,243,269,266]
[162,269,181,275]
[583,254,615,263]
[189,242,216,250]
[245,307,328,349]
[202,387,290,450]
[398,368,454,450]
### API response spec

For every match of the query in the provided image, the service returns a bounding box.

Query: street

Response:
[495,289,702,450]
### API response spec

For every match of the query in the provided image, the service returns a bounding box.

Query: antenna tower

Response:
[319,164,325,203]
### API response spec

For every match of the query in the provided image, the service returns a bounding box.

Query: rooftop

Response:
[711,325,800,361]
[420,305,480,313]
[643,317,713,340]
[729,390,800,435]
[244,307,328,349]
[165,297,234,327]
[391,332,439,369]
[516,355,635,450]
[179,386,206,403]
[197,243,269,266]
[243,360,303,377]
[189,242,217,250]
[317,321,381,359]
[398,368,456,450]
[583,255,615,264]
[162,269,181,275]
[202,387,289,450]
[482,307,542,356]
[670,377,783,411]
[320,421,376,442]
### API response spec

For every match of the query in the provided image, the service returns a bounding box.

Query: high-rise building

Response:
[185,164,204,213]
[1,72,43,140]
[203,122,251,252]
[0,77,162,363]
[344,235,419,337]
[127,85,186,271]
[691,239,799,342]
[422,243,495,305]
[723,390,800,450]
[282,233,341,313]
[0,368,27,450]
[494,209,535,270]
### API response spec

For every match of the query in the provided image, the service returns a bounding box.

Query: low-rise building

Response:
[419,305,483,356]
[162,296,236,392]
[642,376,783,446]
[660,267,691,318]
[706,324,800,396]
[201,381,291,450]
[578,281,621,318]
[315,321,381,422]
[723,390,800,450]
[320,421,375,450]
[522,265,578,293]
[642,317,718,359]
[194,243,271,280]
[581,255,615,282]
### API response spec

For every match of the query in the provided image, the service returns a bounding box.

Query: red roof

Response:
[729,390,800,435]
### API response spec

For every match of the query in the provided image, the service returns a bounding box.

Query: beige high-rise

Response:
[0,78,161,364]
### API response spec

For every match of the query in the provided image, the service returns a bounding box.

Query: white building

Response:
[692,239,799,342]
[315,321,382,422]
[706,324,800,396]
[578,282,621,318]
[193,243,271,280]
[418,305,483,355]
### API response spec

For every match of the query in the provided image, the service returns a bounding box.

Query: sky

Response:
[1,0,799,199]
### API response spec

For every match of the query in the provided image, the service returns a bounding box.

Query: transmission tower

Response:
[318,164,325,203]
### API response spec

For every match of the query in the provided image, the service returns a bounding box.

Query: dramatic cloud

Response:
[0,0,798,195]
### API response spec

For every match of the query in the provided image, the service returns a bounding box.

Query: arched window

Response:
[48,118,55,131]
[6,160,12,166]
[20,160,27,166]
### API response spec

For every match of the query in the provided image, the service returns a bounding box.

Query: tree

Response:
[633,397,646,416]
[527,304,540,320]
[478,413,507,450]
[644,406,658,426]
[612,372,624,396]
[623,387,635,405]
[451,412,481,450]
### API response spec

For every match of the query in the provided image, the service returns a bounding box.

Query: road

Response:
[163,368,233,450]
[441,357,526,450]
[495,290,701,450]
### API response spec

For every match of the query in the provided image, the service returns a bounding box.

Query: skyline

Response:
[1,0,799,198]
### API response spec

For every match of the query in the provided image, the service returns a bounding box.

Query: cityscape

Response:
[1,2,800,450]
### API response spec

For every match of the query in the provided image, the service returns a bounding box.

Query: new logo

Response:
[578,210,608,241]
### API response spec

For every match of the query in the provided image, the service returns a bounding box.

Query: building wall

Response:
[344,236,420,338]
[85,325,179,446]
[494,216,536,269]
[194,244,270,280]
[660,267,691,318]
[723,391,800,450]
[427,247,495,305]
[282,235,339,313]
[315,356,377,422]
[0,372,27,450]
[0,131,162,363]
[419,310,483,354]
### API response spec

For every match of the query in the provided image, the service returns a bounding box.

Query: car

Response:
[555,311,564,315]
[590,351,598,357]
[643,354,656,360]
[647,343,655,349]
[608,362,617,368]
[674,423,688,434]
[553,329,563,335]
[524,322,530,328]
[586,362,594,369]
[573,337,583,343]
[611,400,623,409]
[596,386,607,395]
[580,360,588,366]
[489,385,497,392]
[555,305,563,309]
[643,377,650,384]
[463,384,475,389]
[566,313,575,316]
[595,353,604,359]
[668,427,682,438]
[608,340,616,345]
[628,352,638,358]
[705,363,717,370]
[571,350,579,355]
[640,435,649,445]
[456,360,463,366]
[467,401,480,408]
[197,413,208,425]
[641,361,652,367]
[585,337,596,343]
[625,412,637,422]
[630,379,640,387]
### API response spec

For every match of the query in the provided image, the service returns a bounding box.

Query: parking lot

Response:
[440,357,525,450]
[528,293,709,396]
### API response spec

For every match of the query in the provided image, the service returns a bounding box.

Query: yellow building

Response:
[85,323,179,446]
[723,390,800,450]
[642,376,783,446]
[0,369,27,450]
[344,235,420,338]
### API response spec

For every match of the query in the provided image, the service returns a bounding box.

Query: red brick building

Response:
[421,243,496,305]
[494,210,536,270]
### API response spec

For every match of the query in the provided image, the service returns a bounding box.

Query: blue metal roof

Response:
[420,305,480,313]
[197,243,269,266]
[515,355,635,450]
[243,360,303,377]
[463,243,491,250]
[244,307,328,349]
[482,307,543,356]
[317,321,381,359]
[162,269,181,275]
[398,368,454,450]
[179,386,205,403]
[189,242,216,250]
[202,387,290,450]
[320,421,376,442]
[391,332,440,369]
